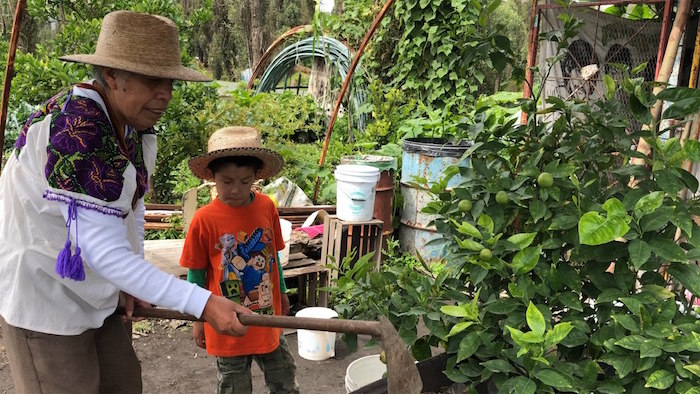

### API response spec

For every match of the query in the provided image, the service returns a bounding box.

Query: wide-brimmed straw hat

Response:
[60,10,210,82]
[189,127,284,181]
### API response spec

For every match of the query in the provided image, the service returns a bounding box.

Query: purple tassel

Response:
[55,199,86,281]
[69,246,85,281]
[55,239,73,278]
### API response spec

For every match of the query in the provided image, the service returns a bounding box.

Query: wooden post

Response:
[0,0,26,170]
[521,0,540,125]
[632,0,692,161]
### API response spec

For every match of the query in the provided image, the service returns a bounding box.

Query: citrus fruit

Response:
[479,248,493,260]
[537,172,554,188]
[496,191,508,205]
[379,350,387,364]
[458,199,473,213]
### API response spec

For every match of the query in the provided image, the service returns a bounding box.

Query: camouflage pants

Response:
[216,334,299,394]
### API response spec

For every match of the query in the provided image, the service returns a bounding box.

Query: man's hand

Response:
[201,295,252,336]
[192,321,206,349]
[121,292,151,322]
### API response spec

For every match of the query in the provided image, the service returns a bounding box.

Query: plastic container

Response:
[345,354,387,393]
[278,218,292,267]
[334,164,380,222]
[295,307,339,361]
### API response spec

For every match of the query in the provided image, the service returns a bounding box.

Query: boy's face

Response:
[209,163,259,208]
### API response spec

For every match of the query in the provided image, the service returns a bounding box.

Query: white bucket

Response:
[278,219,292,267]
[345,354,387,393]
[334,164,380,222]
[295,307,339,361]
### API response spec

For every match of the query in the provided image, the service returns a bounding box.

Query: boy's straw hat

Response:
[189,127,284,180]
[60,10,210,82]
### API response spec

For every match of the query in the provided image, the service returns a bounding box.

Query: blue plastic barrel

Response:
[399,138,470,262]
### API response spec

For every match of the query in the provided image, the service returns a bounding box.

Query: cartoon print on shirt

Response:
[215,227,275,311]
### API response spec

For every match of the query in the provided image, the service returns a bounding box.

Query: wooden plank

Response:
[282,264,328,278]
[144,222,183,231]
[144,239,186,277]
[145,203,181,211]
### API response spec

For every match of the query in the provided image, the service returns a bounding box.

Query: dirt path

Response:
[1,319,381,393]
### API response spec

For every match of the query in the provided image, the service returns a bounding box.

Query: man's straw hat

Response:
[188,127,284,181]
[60,10,210,82]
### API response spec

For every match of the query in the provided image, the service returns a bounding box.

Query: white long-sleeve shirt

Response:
[0,83,210,335]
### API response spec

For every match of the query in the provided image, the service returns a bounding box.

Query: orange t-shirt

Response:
[180,192,284,357]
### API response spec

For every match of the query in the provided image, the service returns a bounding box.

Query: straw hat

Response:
[189,127,284,181]
[60,10,210,82]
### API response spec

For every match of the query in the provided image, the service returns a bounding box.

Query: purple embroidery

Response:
[44,191,126,218]
[49,116,103,154]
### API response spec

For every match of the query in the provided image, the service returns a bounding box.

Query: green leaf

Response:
[499,376,536,394]
[578,211,630,245]
[648,238,686,262]
[685,140,700,162]
[603,197,627,217]
[549,215,579,230]
[628,239,651,270]
[600,354,634,378]
[597,380,625,394]
[612,314,640,332]
[511,246,542,274]
[441,305,470,317]
[603,74,616,100]
[668,264,700,296]
[615,335,646,350]
[534,369,572,389]
[544,322,573,348]
[456,238,484,251]
[640,339,663,358]
[529,200,546,223]
[477,214,494,234]
[684,361,700,378]
[506,233,537,249]
[634,191,665,218]
[639,206,673,232]
[446,321,474,337]
[596,289,625,303]
[456,331,481,362]
[526,301,546,336]
[451,219,483,239]
[644,369,675,389]
[483,298,520,315]
[490,52,506,72]
[480,359,516,373]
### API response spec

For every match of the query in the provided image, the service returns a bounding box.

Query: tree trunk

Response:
[249,0,264,69]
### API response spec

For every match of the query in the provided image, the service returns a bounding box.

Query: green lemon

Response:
[458,199,473,213]
[379,350,386,364]
[496,191,508,205]
[537,172,554,188]
[479,248,493,260]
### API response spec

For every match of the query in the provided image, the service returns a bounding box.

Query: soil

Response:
[0,318,381,394]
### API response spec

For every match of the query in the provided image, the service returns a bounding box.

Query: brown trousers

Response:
[0,313,142,393]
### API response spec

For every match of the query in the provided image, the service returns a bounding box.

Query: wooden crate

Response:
[320,215,383,279]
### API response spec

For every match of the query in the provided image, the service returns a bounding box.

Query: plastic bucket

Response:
[295,307,339,361]
[278,219,292,267]
[335,164,380,222]
[345,354,387,393]
[341,155,397,236]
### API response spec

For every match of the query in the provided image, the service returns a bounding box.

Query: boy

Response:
[181,126,299,394]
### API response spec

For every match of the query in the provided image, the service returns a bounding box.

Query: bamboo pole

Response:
[0,0,26,170]
[312,0,395,203]
[521,0,540,125]
[632,0,691,161]
[655,0,674,80]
